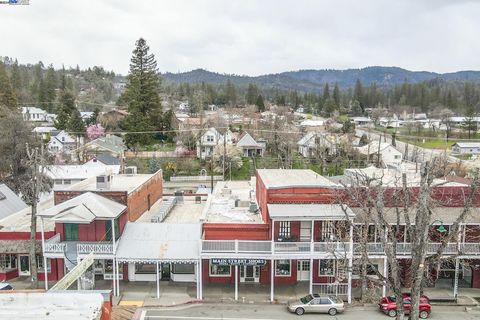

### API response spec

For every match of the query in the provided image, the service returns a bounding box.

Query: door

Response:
[297,260,310,281]
[300,221,312,242]
[240,266,260,282]
[161,263,171,280]
[19,255,30,276]
[64,223,79,241]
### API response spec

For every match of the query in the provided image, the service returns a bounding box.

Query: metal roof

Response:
[452,142,480,148]
[45,164,120,180]
[115,222,201,263]
[37,192,126,223]
[267,203,355,220]
[0,184,28,220]
[257,169,340,189]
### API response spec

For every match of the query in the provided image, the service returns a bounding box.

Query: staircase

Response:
[64,242,78,272]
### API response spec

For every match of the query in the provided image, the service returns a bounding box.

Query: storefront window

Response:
[36,255,51,272]
[209,261,231,276]
[275,260,291,276]
[135,263,156,274]
[0,254,17,270]
[319,259,334,276]
[172,263,195,274]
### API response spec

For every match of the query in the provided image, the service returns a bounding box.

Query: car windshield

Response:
[300,295,314,304]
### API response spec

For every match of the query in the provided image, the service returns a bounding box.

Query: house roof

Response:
[0,197,56,232]
[0,184,28,220]
[88,154,120,166]
[0,240,42,254]
[452,142,480,148]
[297,132,334,146]
[267,203,355,220]
[86,135,125,154]
[32,126,57,133]
[256,169,340,189]
[236,132,262,148]
[37,192,126,223]
[356,141,400,155]
[115,222,201,263]
[21,106,47,114]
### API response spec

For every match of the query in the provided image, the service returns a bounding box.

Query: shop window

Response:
[209,261,231,276]
[0,254,17,270]
[278,221,291,239]
[319,259,335,276]
[36,255,51,273]
[275,260,291,276]
[135,263,156,274]
[172,263,195,274]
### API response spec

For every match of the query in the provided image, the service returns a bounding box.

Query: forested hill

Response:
[163,67,480,92]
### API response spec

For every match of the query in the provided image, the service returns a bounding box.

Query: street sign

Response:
[211,258,266,266]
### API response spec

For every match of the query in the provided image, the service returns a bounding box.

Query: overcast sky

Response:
[1,0,479,75]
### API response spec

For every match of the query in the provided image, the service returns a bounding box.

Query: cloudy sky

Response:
[1,0,479,75]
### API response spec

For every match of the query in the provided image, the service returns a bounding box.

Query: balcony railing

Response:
[313,283,349,296]
[77,242,114,255]
[44,234,67,253]
[201,240,480,256]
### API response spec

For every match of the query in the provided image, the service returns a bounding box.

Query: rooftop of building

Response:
[58,171,160,194]
[136,195,207,224]
[45,164,120,180]
[202,179,263,224]
[256,169,340,189]
[0,197,55,233]
[0,184,28,220]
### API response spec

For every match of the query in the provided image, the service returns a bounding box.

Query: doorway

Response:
[19,255,30,276]
[240,265,260,282]
[297,260,310,281]
[300,221,312,242]
[161,263,171,280]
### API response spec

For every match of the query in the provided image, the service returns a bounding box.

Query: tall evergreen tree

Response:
[322,83,330,102]
[256,94,265,112]
[225,80,237,106]
[0,62,18,110]
[123,38,162,148]
[354,79,364,110]
[41,65,57,112]
[333,83,341,107]
[67,109,85,134]
[246,83,259,105]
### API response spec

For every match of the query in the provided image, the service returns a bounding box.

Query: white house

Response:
[451,142,480,155]
[21,107,47,122]
[196,127,233,159]
[356,141,403,166]
[47,130,76,154]
[351,116,374,128]
[236,132,266,157]
[45,163,120,190]
[297,132,336,158]
[32,126,57,140]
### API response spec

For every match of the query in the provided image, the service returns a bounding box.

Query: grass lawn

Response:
[230,158,251,180]
[397,137,456,149]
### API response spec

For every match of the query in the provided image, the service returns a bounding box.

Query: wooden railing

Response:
[44,234,67,253]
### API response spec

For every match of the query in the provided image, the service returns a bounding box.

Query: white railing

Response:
[44,234,67,253]
[313,283,349,296]
[77,242,114,254]
[201,240,480,256]
[170,175,223,182]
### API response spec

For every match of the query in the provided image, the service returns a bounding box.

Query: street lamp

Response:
[432,220,447,233]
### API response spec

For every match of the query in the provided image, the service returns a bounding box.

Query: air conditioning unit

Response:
[125,166,137,174]
[96,175,111,189]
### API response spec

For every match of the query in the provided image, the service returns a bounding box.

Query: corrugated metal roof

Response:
[116,222,201,262]
[0,184,28,220]
[257,169,339,189]
[452,142,480,148]
[267,203,355,220]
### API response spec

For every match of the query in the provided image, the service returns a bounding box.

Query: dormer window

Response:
[206,135,214,142]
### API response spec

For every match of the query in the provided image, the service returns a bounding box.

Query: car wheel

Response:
[419,311,429,319]
[388,309,397,317]
[328,308,338,316]
[295,308,305,315]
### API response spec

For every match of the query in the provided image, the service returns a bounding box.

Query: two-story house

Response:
[196,127,233,159]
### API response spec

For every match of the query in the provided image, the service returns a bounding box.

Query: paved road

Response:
[140,303,479,320]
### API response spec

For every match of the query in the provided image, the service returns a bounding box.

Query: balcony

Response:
[44,234,67,255]
[201,240,480,257]
[77,242,114,255]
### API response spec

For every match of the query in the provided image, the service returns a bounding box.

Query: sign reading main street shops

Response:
[211,258,266,266]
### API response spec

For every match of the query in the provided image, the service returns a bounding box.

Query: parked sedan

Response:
[379,294,431,318]
[0,282,13,291]
[287,294,345,316]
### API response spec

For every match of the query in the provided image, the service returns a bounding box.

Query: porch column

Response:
[156,261,160,299]
[234,265,239,301]
[270,259,274,302]
[382,256,388,297]
[309,220,314,294]
[116,260,120,296]
[195,261,200,299]
[347,223,354,304]
[309,258,313,294]
[198,259,203,300]
[112,258,117,296]
[453,258,459,300]
[40,217,48,290]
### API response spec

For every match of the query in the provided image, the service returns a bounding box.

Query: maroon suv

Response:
[379,293,431,318]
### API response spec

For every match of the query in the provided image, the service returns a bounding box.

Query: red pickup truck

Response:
[379,293,431,318]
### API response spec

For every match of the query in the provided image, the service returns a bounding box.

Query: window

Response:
[63,179,71,185]
[64,223,79,241]
[96,176,105,183]
[278,221,291,238]
[209,261,231,276]
[319,259,335,276]
[206,135,214,142]
[275,260,291,276]
[135,263,156,274]
[394,155,401,159]
[172,263,195,274]
[36,255,51,272]
[320,298,332,305]
[0,254,17,270]
[319,221,335,241]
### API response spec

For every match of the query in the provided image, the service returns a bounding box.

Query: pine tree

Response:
[322,83,330,102]
[354,79,364,110]
[333,83,341,107]
[54,106,69,130]
[67,109,85,134]
[0,62,18,110]
[42,65,57,112]
[225,80,237,106]
[246,83,259,105]
[256,95,265,112]
[123,38,162,148]
[11,60,22,98]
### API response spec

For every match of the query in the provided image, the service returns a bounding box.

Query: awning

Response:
[115,222,201,263]
[267,203,355,221]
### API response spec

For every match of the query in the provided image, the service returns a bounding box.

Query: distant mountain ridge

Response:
[162,66,480,92]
